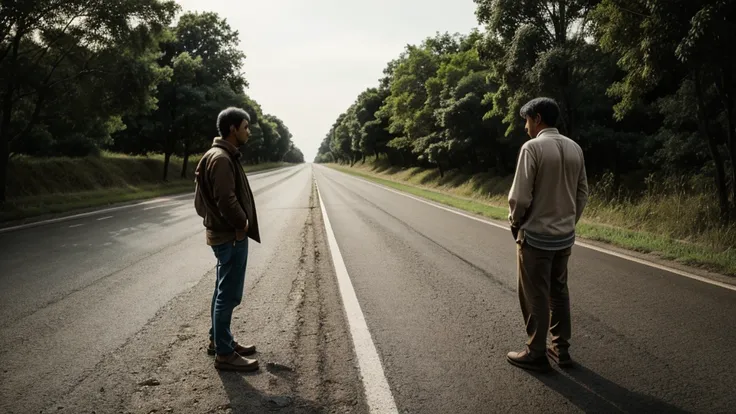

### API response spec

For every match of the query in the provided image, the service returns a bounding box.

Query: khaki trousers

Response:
[516,242,572,355]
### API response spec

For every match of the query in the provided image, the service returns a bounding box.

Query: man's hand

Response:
[510,224,520,241]
[235,220,249,242]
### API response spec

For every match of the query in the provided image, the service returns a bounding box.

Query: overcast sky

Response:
[174,0,482,161]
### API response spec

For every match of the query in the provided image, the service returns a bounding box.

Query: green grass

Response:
[329,162,736,277]
[7,151,200,198]
[2,152,289,223]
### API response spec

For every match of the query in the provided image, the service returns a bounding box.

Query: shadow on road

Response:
[527,363,690,414]
[217,369,323,413]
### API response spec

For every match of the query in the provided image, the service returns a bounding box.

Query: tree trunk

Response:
[163,152,171,182]
[472,152,481,174]
[0,123,8,204]
[716,66,736,214]
[695,73,730,223]
[0,88,12,204]
[180,151,189,179]
[0,23,23,203]
[561,65,576,140]
[724,113,736,217]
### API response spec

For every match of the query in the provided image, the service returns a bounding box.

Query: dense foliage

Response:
[0,1,303,201]
[315,0,736,223]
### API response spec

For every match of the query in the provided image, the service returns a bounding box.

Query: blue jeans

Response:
[209,238,248,356]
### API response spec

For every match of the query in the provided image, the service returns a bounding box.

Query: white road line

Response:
[321,166,736,293]
[68,224,84,228]
[315,182,399,414]
[143,202,180,211]
[96,216,113,221]
[0,193,192,234]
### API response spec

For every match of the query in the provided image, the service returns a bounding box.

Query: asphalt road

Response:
[313,165,736,414]
[1,163,734,413]
[0,164,366,414]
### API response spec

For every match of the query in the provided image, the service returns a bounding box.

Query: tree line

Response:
[0,0,304,203]
[315,0,736,223]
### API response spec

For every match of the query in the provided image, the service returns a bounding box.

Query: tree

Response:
[676,0,736,215]
[266,114,293,162]
[283,144,305,164]
[315,135,333,163]
[257,116,280,163]
[475,0,607,139]
[355,88,391,160]
[592,0,736,221]
[421,37,505,174]
[0,0,179,201]
[155,12,247,180]
[380,43,442,150]
[174,11,247,93]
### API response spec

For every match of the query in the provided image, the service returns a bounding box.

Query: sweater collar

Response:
[536,128,559,137]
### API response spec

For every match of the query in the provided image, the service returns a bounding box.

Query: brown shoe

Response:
[214,352,259,372]
[546,348,573,368]
[507,349,551,372]
[208,340,256,356]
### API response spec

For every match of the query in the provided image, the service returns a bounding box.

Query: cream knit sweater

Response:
[508,128,588,248]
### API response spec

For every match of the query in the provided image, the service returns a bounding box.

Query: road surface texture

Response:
[0,165,367,414]
[313,164,736,414]
[1,163,735,413]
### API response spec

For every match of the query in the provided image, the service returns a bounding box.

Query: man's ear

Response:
[535,113,542,125]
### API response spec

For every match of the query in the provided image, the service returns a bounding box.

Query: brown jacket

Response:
[194,138,260,246]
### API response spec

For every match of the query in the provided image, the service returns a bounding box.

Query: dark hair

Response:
[519,97,560,127]
[217,107,251,138]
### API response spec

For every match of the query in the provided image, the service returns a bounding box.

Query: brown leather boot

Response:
[507,349,551,372]
[214,352,259,372]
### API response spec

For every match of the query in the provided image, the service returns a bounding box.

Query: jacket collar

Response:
[212,137,241,158]
[536,128,559,137]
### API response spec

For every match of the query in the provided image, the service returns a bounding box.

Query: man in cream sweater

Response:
[507,97,588,371]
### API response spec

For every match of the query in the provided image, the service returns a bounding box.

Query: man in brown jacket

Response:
[194,107,261,372]
[506,97,588,372]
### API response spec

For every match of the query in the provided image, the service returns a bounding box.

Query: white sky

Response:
[174,0,482,161]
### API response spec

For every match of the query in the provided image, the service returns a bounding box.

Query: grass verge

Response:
[329,164,736,277]
[2,160,289,223]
